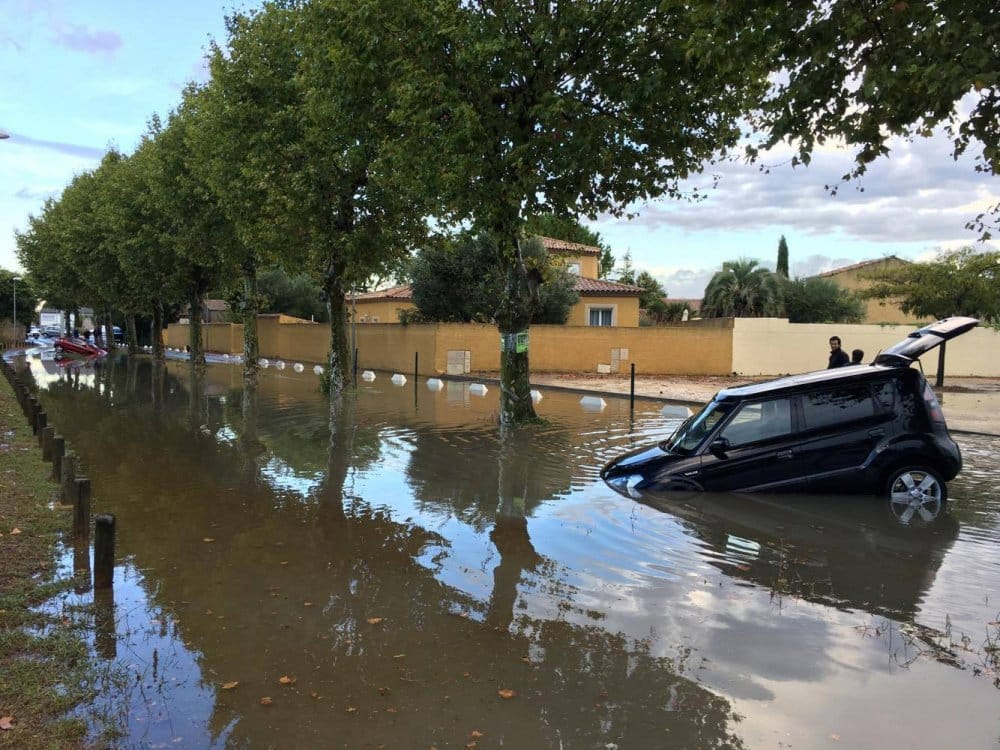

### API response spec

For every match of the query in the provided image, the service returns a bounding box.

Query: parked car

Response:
[41,325,63,337]
[602,317,980,524]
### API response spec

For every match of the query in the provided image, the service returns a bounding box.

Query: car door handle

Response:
[776,449,794,460]
[868,428,885,437]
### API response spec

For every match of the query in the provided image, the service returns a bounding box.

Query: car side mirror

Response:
[709,437,731,458]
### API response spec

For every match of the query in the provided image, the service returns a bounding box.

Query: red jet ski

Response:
[54,337,107,359]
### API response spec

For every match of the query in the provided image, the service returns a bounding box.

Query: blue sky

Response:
[2,0,997,298]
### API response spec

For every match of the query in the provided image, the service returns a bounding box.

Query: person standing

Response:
[851,349,864,364]
[828,336,849,368]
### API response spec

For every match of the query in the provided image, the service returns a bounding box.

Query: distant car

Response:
[41,325,63,337]
[113,325,124,343]
[602,317,980,524]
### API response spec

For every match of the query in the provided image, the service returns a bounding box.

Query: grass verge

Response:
[0,373,97,749]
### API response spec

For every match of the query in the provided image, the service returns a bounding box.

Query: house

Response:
[179,298,230,324]
[37,305,95,332]
[813,256,925,324]
[350,236,646,326]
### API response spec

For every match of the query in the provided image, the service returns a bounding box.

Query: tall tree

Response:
[372,0,781,426]
[702,259,783,318]
[863,247,1000,321]
[634,271,667,311]
[753,1,999,239]
[781,277,864,323]
[776,235,789,278]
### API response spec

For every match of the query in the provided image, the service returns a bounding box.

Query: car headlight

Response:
[606,473,644,498]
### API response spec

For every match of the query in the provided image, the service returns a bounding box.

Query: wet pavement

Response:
[17,354,1000,749]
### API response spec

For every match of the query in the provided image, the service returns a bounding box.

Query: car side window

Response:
[802,385,875,430]
[872,381,895,412]
[720,398,793,446]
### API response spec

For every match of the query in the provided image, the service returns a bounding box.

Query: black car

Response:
[602,317,979,524]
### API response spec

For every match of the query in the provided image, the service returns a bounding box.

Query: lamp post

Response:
[12,276,21,341]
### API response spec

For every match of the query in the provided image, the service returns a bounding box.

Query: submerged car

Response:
[54,336,107,359]
[602,317,979,523]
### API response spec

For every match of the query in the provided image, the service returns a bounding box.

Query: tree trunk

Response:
[62,310,71,336]
[242,264,260,384]
[126,314,139,354]
[494,236,538,428]
[104,311,116,351]
[323,270,351,396]
[152,300,165,361]
[188,290,206,369]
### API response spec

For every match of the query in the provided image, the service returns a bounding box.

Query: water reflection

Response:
[24,356,1000,749]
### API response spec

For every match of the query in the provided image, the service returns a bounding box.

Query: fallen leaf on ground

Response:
[345,706,358,713]
[221,681,239,690]
[367,617,384,625]
[0,716,13,730]
[303,602,313,607]
[279,676,297,685]
[202,537,215,543]
[386,707,398,713]
[469,730,484,739]
[10,528,20,535]
[497,689,516,699]
[259,697,273,706]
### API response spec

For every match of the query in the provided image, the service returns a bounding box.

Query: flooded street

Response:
[26,355,1000,749]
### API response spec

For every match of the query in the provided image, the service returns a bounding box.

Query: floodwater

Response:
[22,354,1000,749]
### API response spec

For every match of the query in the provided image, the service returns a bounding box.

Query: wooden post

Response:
[51,436,65,481]
[73,477,91,541]
[28,396,38,432]
[94,514,116,589]
[61,453,78,506]
[36,411,47,446]
[630,363,636,411]
[41,426,54,461]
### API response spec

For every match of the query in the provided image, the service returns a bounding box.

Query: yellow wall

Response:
[557,253,599,278]
[566,296,640,327]
[822,259,926,324]
[167,315,1000,378]
[353,299,415,324]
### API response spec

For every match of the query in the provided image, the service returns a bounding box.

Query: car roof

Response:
[715,364,904,401]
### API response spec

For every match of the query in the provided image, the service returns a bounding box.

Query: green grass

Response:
[0,374,99,749]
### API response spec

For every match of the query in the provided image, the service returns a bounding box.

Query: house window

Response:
[588,306,615,326]
[566,262,581,275]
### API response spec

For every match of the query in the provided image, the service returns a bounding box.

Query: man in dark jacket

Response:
[828,336,849,368]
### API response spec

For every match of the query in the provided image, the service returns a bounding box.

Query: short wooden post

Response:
[61,453,78,506]
[94,514,116,589]
[36,411,47,446]
[41,426,55,461]
[630,363,636,411]
[51,436,65,481]
[28,396,38,432]
[73,477,91,541]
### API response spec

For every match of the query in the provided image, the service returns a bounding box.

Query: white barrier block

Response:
[530,389,543,403]
[361,370,376,382]
[597,363,611,374]
[469,383,488,396]
[426,378,444,391]
[293,363,304,372]
[260,358,269,366]
[313,365,325,376]
[580,396,607,411]
[275,360,286,370]
[391,373,407,385]
[660,404,693,419]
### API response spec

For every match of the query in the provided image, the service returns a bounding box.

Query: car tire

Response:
[886,466,947,526]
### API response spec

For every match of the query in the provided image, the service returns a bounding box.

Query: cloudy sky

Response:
[2,0,997,299]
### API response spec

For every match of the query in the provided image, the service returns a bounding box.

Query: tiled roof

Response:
[205,299,229,311]
[538,236,601,256]
[353,284,414,302]
[814,255,908,278]
[573,277,644,296]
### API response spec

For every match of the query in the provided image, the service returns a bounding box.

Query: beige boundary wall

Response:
[166,316,1000,377]
[732,318,1000,377]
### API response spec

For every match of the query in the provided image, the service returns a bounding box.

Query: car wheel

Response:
[887,467,947,525]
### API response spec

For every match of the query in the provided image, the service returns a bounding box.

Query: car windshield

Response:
[659,399,734,456]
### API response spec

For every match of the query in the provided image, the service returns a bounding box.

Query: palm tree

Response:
[701,258,783,317]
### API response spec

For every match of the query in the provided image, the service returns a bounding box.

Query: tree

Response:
[616,252,636,286]
[752,1,1000,239]
[634,271,667,311]
[862,247,1000,321]
[410,234,578,325]
[781,277,865,323]
[702,259,783,318]
[776,236,789,278]
[523,215,615,278]
[0,270,38,331]
[255,267,329,322]
[371,0,782,426]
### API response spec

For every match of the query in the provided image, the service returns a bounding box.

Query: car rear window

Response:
[802,385,876,430]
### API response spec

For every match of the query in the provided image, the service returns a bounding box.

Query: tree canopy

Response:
[781,276,865,324]
[862,247,1000,321]
[701,259,783,318]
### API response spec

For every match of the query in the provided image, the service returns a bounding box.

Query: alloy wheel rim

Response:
[889,471,942,524]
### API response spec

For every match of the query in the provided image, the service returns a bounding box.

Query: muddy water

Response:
[28,355,1000,749]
